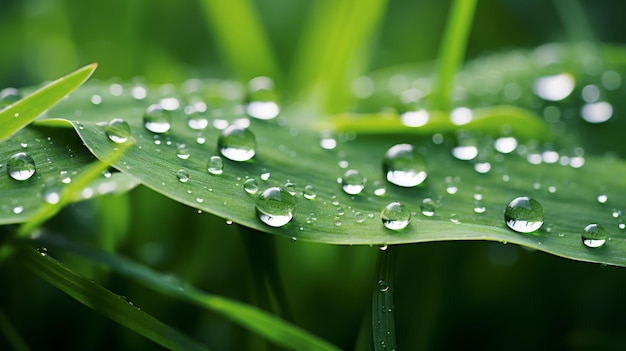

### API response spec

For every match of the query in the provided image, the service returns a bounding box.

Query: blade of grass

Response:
[292,0,389,113]
[39,234,341,351]
[0,63,97,142]
[553,0,594,42]
[372,246,396,351]
[17,138,133,237]
[197,0,280,82]
[16,244,209,351]
[0,309,30,351]
[431,0,477,111]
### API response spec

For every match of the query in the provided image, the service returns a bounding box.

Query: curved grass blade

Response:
[35,44,626,267]
[16,244,209,351]
[197,0,280,82]
[38,234,341,351]
[0,126,140,226]
[372,246,396,351]
[0,63,97,142]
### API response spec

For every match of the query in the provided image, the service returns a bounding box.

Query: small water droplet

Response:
[260,169,271,181]
[581,101,613,124]
[7,152,36,181]
[377,279,389,292]
[320,136,337,150]
[218,125,256,161]
[90,94,102,105]
[421,198,437,217]
[341,169,365,195]
[105,118,131,143]
[43,184,61,204]
[354,212,365,223]
[207,155,224,175]
[582,223,607,248]
[176,168,190,183]
[381,202,410,231]
[373,180,386,196]
[12,205,24,214]
[284,182,296,195]
[494,137,518,154]
[383,144,427,187]
[303,185,316,199]
[143,104,171,133]
[187,113,209,130]
[244,178,259,194]
[255,186,296,227]
[504,197,543,233]
[176,144,191,159]
[37,247,48,256]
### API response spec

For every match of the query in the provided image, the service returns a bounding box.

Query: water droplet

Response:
[450,107,473,125]
[381,202,410,230]
[260,169,271,181]
[582,224,607,248]
[207,155,224,175]
[246,76,280,120]
[341,169,365,195]
[7,152,36,181]
[255,186,295,227]
[176,144,191,159]
[104,118,131,143]
[131,86,147,100]
[373,180,386,196]
[378,279,389,292]
[533,73,575,101]
[59,170,72,184]
[187,113,209,130]
[401,109,429,127]
[494,137,518,154]
[37,247,48,256]
[320,137,337,150]
[176,168,190,183]
[244,178,259,194]
[284,182,296,195]
[90,94,102,105]
[474,162,491,174]
[383,144,427,187]
[303,185,316,199]
[354,212,365,223]
[452,144,478,161]
[597,194,608,204]
[43,184,61,204]
[504,197,543,233]
[143,104,171,133]
[12,205,24,214]
[218,125,256,161]
[581,101,613,124]
[421,198,437,217]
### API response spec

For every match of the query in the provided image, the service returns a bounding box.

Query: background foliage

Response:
[2,0,626,350]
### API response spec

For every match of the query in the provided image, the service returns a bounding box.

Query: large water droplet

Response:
[255,186,295,227]
[504,197,543,233]
[381,202,410,230]
[207,155,224,175]
[533,73,575,101]
[218,125,256,161]
[246,76,280,120]
[581,223,607,248]
[7,152,36,181]
[383,144,427,187]
[105,118,131,143]
[143,104,171,133]
[341,169,365,195]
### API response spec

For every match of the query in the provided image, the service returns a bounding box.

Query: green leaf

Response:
[16,244,209,351]
[0,126,140,226]
[0,63,97,142]
[38,234,341,351]
[29,44,626,268]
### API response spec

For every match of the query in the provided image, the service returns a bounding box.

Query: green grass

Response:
[2,1,626,350]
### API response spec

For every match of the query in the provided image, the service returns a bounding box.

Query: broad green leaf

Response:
[0,126,140,225]
[16,244,209,351]
[28,44,626,268]
[0,63,97,142]
[38,234,341,351]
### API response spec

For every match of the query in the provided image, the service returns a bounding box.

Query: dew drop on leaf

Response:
[581,101,613,124]
[582,223,607,248]
[176,144,191,160]
[303,185,316,199]
[284,182,296,195]
[143,104,171,133]
[218,125,256,161]
[37,247,48,256]
[383,144,427,187]
[494,137,518,154]
[381,202,410,231]
[175,168,190,183]
[244,178,259,195]
[504,197,543,233]
[341,169,365,195]
[533,73,575,101]
[245,76,280,120]
[207,155,224,175]
[105,118,131,143]
[7,152,36,181]
[377,279,389,292]
[255,186,295,227]
[420,198,436,217]
[187,112,209,130]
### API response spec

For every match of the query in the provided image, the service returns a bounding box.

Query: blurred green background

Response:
[2,0,626,350]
